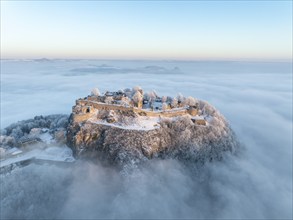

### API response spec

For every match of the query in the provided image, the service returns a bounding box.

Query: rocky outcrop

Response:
[67,120,160,165]
[66,101,240,168]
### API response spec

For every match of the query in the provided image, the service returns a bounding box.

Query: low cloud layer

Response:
[1,156,291,219]
[1,60,292,219]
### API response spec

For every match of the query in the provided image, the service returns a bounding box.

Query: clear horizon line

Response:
[0,57,292,63]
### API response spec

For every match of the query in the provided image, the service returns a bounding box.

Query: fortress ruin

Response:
[71,87,206,126]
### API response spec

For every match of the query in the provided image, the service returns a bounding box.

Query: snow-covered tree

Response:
[177,93,184,103]
[91,88,100,96]
[199,100,215,115]
[162,103,168,111]
[162,96,167,103]
[10,126,24,139]
[132,86,143,97]
[171,98,178,108]
[124,88,132,98]
[148,91,157,104]
[177,93,186,107]
[132,86,142,92]
[132,91,143,108]
[167,96,173,103]
[203,103,215,116]
[186,96,196,106]
[120,97,131,107]
[105,96,114,104]
[143,93,150,101]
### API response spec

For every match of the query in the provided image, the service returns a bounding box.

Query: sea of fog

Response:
[1,59,292,219]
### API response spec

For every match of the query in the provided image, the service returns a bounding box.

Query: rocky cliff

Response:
[66,99,239,169]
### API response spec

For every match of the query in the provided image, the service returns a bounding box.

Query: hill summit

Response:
[67,86,239,168]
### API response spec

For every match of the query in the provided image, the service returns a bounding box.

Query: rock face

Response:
[67,121,160,165]
[66,97,239,168]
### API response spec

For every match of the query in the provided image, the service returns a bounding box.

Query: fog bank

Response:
[1,60,292,219]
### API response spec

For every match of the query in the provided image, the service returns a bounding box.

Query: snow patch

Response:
[88,116,160,131]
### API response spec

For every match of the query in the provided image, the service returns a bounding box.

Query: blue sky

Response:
[1,1,292,60]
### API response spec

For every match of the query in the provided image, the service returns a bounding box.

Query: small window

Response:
[86,107,90,113]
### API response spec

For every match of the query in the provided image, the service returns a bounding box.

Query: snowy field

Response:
[1,59,292,219]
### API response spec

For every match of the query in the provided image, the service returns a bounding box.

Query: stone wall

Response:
[78,100,189,116]
[73,112,95,123]
[136,109,188,117]
[73,99,194,123]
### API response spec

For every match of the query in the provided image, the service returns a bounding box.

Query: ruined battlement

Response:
[71,87,204,125]
[72,99,198,122]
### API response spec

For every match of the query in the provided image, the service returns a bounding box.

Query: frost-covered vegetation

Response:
[0,114,69,150]
[0,114,74,174]
[89,86,199,111]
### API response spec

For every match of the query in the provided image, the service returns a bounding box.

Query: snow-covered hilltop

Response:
[0,86,239,172]
[67,86,239,168]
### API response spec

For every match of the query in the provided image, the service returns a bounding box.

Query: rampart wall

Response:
[76,100,190,118]
[73,112,95,123]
